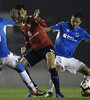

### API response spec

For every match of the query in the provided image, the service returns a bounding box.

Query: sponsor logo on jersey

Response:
[63,33,77,42]
[29,32,39,40]
[75,32,79,37]
[28,31,32,36]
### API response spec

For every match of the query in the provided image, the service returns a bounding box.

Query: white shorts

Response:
[54,56,85,74]
[0,52,20,69]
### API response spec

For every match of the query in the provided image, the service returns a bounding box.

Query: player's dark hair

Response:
[72,12,83,21]
[15,5,26,10]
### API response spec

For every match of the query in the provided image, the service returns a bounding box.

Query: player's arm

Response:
[33,9,40,19]
[21,37,31,54]
[38,17,47,27]
[10,8,19,22]
[44,27,52,32]
[14,22,23,28]
[45,23,61,32]
[21,46,26,54]
[10,8,23,28]
[83,30,90,42]
[33,9,47,27]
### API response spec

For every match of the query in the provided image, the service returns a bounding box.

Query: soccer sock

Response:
[84,75,90,80]
[48,79,54,93]
[17,62,37,93]
[25,68,37,87]
[49,68,60,94]
[20,71,37,93]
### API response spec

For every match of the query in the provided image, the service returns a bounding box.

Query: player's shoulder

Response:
[78,27,87,34]
[59,22,70,28]
[0,17,6,22]
[0,17,12,23]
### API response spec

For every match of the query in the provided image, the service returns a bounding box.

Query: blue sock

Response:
[49,68,60,94]
[17,62,25,72]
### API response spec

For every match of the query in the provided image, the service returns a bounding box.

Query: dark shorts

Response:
[24,45,54,66]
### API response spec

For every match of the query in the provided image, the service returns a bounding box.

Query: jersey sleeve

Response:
[83,30,90,40]
[38,17,47,27]
[51,22,61,32]
[3,18,15,26]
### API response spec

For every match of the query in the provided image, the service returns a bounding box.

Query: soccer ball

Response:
[80,80,90,94]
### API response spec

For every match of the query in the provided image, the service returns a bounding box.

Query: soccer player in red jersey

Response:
[10,5,64,98]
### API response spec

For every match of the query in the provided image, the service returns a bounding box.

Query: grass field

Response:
[0,87,90,100]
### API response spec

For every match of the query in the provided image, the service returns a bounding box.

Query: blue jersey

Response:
[0,18,15,57]
[51,22,90,58]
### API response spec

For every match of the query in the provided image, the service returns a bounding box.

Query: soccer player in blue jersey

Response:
[0,17,44,96]
[45,12,90,97]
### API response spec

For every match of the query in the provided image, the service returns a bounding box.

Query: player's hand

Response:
[10,8,19,22]
[21,47,26,54]
[33,9,40,19]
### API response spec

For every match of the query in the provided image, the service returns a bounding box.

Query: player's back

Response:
[0,18,14,57]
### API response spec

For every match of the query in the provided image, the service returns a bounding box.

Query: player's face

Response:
[71,16,82,29]
[18,8,27,20]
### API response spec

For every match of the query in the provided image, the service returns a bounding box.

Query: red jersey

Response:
[20,16,53,50]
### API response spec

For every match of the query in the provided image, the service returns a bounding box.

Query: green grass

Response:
[0,87,90,100]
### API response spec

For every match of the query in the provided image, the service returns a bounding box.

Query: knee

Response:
[79,66,90,76]
[46,52,55,69]
[20,57,28,67]
[87,68,90,76]
[56,65,62,75]
[15,57,28,73]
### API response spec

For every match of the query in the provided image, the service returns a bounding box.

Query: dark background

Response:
[0,0,90,87]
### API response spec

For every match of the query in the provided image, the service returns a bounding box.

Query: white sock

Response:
[48,80,54,93]
[20,70,37,93]
[84,75,90,80]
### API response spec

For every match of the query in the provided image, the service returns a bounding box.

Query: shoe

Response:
[81,91,90,97]
[27,91,31,97]
[56,92,64,98]
[45,92,53,97]
[31,88,46,96]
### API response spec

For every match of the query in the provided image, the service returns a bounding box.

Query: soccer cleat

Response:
[27,91,31,97]
[56,92,64,98]
[81,91,90,97]
[31,88,46,96]
[45,92,53,97]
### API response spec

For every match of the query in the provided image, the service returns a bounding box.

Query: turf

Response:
[0,87,90,100]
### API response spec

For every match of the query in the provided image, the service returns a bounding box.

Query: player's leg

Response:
[45,64,62,97]
[5,54,38,96]
[46,52,64,98]
[16,56,46,96]
[78,65,90,76]
[21,50,46,96]
[20,67,45,96]
[64,58,90,97]
[3,52,43,97]
[78,65,90,96]
[25,68,37,87]
[0,65,3,75]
